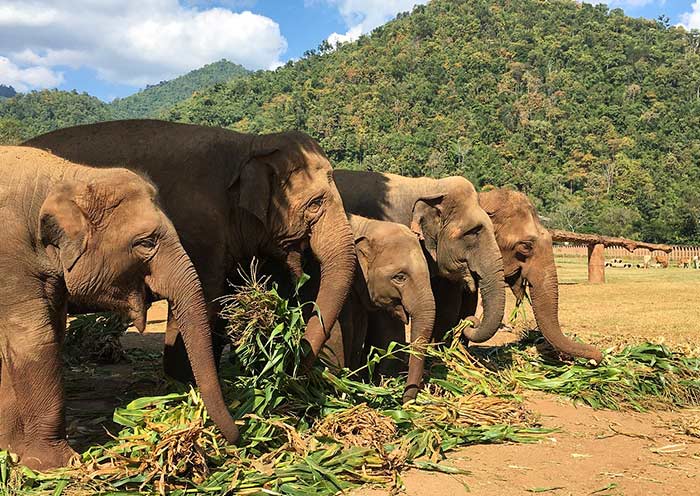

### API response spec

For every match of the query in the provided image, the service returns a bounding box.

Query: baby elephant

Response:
[327,215,435,403]
[0,147,237,470]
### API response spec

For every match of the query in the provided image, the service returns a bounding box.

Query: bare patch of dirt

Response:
[355,395,700,495]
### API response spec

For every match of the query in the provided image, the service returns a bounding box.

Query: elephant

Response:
[322,215,435,403]
[0,146,237,471]
[334,170,506,344]
[477,188,603,364]
[25,120,356,378]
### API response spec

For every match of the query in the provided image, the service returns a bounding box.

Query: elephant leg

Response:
[431,278,464,342]
[0,301,76,471]
[348,297,368,372]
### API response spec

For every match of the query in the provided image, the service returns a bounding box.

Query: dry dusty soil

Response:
[63,258,700,496]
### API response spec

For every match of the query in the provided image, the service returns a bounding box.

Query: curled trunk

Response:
[303,204,356,364]
[402,292,436,404]
[527,262,603,364]
[148,236,239,443]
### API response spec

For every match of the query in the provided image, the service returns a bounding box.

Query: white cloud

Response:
[680,1,700,30]
[0,56,63,91]
[323,0,428,45]
[0,0,287,89]
[327,25,363,45]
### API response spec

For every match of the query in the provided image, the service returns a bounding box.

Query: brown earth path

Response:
[356,395,700,496]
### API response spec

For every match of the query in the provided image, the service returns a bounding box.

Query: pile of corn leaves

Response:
[2,273,699,495]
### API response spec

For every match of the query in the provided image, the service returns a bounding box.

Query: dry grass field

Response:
[503,256,700,351]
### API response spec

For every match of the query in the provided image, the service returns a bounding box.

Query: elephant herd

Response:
[0,119,601,471]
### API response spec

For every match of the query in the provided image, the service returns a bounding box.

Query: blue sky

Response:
[0,0,698,102]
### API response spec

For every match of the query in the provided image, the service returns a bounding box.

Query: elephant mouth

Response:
[126,287,152,333]
[389,303,409,325]
[504,267,522,281]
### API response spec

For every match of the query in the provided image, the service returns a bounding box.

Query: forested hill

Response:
[0,59,248,145]
[110,59,248,118]
[169,0,700,244]
[0,90,112,144]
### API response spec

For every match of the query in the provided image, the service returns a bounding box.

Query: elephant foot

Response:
[20,440,78,471]
[402,384,419,404]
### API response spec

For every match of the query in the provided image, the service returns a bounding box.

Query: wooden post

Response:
[588,243,605,284]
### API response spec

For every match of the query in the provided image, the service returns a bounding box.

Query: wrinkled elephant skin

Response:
[0,147,237,471]
[26,120,356,377]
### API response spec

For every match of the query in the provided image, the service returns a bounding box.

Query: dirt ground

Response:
[63,257,700,495]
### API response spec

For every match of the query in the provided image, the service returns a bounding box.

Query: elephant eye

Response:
[517,241,534,255]
[307,197,324,214]
[464,226,481,237]
[392,272,408,284]
[133,237,157,252]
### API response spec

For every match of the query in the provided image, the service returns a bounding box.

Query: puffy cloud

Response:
[680,1,700,30]
[0,0,287,89]
[0,56,63,91]
[323,0,428,45]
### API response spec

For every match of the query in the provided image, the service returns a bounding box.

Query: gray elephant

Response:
[323,215,435,403]
[0,147,237,471]
[25,120,356,376]
[334,170,506,344]
[477,188,602,363]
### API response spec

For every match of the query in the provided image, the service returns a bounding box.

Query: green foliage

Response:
[110,59,249,119]
[0,117,25,145]
[63,313,130,365]
[0,60,248,144]
[0,90,111,143]
[494,335,700,411]
[168,0,700,243]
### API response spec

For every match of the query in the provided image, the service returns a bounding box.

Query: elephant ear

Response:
[354,235,371,281]
[39,181,90,272]
[230,148,280,224]
[410,194,444,262]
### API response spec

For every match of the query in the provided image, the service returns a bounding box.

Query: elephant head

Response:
[479,188,603,364]
[231,131,356,362]
[350,215,435,402]
[39,169,240,443]
[410,177,505,343]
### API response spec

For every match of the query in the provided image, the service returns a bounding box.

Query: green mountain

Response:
[110,59,248,118]
[0,90,111,145]
[0,59,249,144]
[168,0,700,244]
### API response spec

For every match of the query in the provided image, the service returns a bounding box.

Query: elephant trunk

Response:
[147,235,239,444]
[303,203,356,362]
[462,247,506,343]
[402,290,436,404]
[526,252,603,364]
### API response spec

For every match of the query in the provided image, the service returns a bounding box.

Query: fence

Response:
[553,243,700,263]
